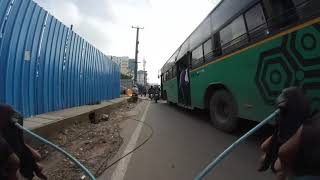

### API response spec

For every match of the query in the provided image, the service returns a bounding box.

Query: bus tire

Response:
[209,90,238,133]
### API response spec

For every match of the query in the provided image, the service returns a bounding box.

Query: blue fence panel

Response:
[90,46,94,103]
[108,59,112,99]
[82,39,87,103]
[85,44,90,103]
[66,31,74,108]
[8,0,30,113]
[52,21,63,111]
[91,47,97,102]
[64,29,72,109]
[76,36,83,106]
[74,35,80,106]
[73,34,80,106]
[94,48,98,102]
[79,41,86,105]
[28,7,46,117]
[22,3,39,116]
[0,0,11,26]
[3,0,27,111]
[43,17,54,112]
[88,44,93,103]
[70,33,77,107]
[82,42,88,105]
[93,46,97,101]
[57,26,68,110]
[49,20,60,111]
[0,0,120,117]
[37,14,52,114]
[98,51,102,100]
[105,56,109,99]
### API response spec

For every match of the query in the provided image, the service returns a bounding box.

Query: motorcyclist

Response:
[132,85,138,95]
[153,86,160,103]
[148,86,155,99]
[143,87,147,97]
[154,86,160,95]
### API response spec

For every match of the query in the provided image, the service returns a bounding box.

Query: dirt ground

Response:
[34,101,137,180]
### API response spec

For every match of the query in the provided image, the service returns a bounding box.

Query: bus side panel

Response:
[190,22,320,122]
[163,78,178,103]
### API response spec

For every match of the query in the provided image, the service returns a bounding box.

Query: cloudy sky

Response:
[34,0,221,83]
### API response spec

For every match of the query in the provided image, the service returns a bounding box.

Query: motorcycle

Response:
[131,86,138,103]
[154,92,160,103]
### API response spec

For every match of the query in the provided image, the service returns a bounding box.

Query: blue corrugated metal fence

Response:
[0,0,120,117]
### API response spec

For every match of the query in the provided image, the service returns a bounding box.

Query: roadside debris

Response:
[34,102,137,180]
[99,114,110,122]
[89,112,110,124]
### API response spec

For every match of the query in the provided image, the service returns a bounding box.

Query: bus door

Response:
[160,74,165,100]
[177,52,191,106]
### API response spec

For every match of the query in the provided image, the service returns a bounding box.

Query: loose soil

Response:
[34,102,137,180]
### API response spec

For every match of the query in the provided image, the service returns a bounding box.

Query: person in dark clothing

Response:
[148,86,155,99]
[143,87,147,97]
[0,136,20,180]
[0,104,46,180]
[259,87,320,180]
[154,86,160,94]
[179,66,187,104]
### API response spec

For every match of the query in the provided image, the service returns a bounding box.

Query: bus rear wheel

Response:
[209,90,238,133]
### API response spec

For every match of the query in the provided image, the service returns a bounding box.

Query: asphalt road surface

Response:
[102,100,276,180]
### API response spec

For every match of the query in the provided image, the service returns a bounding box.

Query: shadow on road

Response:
[160,101,274,144]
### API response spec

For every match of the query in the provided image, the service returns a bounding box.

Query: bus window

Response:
[177,39,190,60]
[262,0,298,31]
[213,33,222,57]
[172,66,177,78]
[220,15,248,54]
[192,45,204,68]
[203,38,213,61]
[245,3,267,41]
[293,0,320,19]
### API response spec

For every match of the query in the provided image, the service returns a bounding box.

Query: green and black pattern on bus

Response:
[255,24,320,108]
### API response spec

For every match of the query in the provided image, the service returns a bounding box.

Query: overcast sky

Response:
[34,0,221,83]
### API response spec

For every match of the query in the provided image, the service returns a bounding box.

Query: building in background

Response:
[107,55,120,65]
[108,56,131,76]
[120,57,129,75]
[108,56,148,87]
[137,70,147,86]
[128,58,135,77]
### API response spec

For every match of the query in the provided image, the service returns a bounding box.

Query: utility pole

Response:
[132,26,144,84]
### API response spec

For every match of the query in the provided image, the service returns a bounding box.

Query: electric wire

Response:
[95,118,154,176]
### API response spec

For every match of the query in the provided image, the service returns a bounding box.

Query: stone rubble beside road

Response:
[34,101,138,180]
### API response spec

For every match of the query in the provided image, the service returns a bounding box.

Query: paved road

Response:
[102,100,275,180]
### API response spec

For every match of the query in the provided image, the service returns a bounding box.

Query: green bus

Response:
[160,0,320,132]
